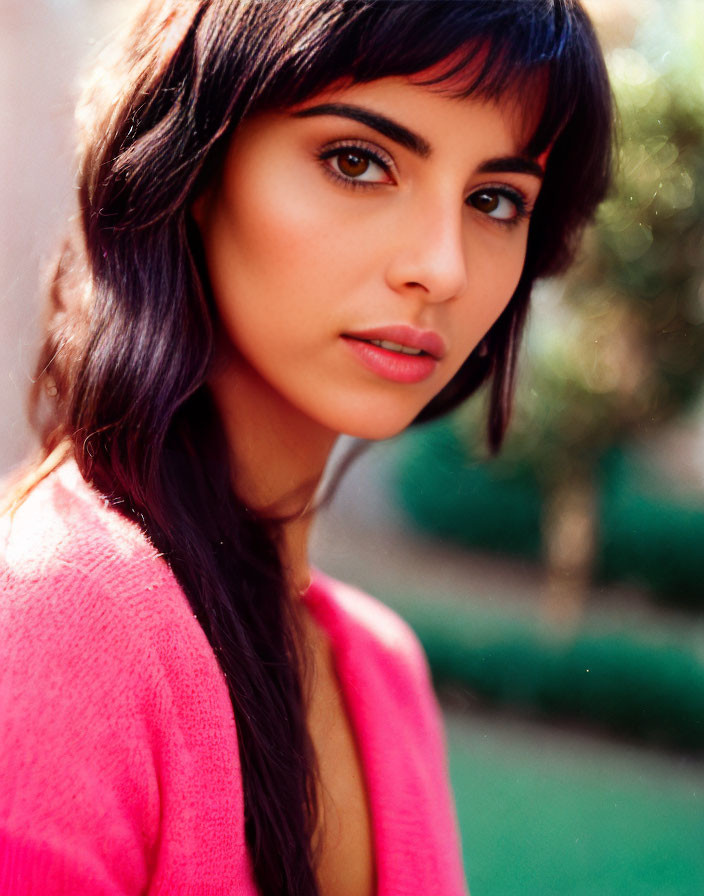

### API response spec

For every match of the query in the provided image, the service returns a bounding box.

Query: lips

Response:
[343,325,446,360]
[341,325,445,384]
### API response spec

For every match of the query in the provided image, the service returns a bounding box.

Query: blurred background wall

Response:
[0,0,126,473]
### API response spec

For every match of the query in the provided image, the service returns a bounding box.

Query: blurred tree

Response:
[457,0,704,617]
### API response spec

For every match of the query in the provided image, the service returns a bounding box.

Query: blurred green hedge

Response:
[386,585,704,752]
[395,421,704,606]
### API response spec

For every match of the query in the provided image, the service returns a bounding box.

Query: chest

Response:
[305,634,376,896]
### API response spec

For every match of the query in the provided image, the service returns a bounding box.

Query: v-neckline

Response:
[303,573,382,896]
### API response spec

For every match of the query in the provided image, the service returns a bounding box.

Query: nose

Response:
[384,198,468,304]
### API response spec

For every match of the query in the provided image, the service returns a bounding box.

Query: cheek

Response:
[454,230,528,355]
[216,149,379,308]
[216,172,329,295]
[200,169,341,363]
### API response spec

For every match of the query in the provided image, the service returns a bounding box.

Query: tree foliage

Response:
[458,0,704,492]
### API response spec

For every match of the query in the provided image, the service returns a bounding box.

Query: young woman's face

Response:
[195,75,544,440]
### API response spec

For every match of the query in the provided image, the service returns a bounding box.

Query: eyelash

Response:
[316,140,394,189]
[469,185,532,228]
[316,141,534,228]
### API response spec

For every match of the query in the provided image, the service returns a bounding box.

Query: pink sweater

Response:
[0,461,467,895]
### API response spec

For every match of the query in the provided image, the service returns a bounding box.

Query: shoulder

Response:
[0,460,229,739]
[2,459,170,598]
[0,456,219,710]
[307,571,436,720]
[0,458,228,756]
[311,571,427,667]
[0,460,193,652]
[0,462,240,891]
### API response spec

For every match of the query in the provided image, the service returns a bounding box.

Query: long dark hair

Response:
[26,2,613,893]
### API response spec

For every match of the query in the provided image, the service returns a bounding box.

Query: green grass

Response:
[445,711,704,895]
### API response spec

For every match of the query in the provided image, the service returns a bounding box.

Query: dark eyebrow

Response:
[477,157,545,181]
[292,102,545,180]
[292,102,431,158]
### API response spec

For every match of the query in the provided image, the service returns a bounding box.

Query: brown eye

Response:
[467,188,524,222]
[337,151,370,178]
[320,143,393,186]
[471,191,500,214]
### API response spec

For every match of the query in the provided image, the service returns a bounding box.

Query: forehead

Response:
[293,41,549,158]
[297,73,545,160]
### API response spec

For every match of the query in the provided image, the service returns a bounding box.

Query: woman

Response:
[0,1,612,894]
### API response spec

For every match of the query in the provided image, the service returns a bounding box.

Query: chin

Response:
[331,411,421,443]
[309,387,440,441]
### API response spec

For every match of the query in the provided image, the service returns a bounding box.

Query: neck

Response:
[210,360,338,595]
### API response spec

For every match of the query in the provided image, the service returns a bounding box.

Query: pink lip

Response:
[344,325,446,360]
[341,325,445,385]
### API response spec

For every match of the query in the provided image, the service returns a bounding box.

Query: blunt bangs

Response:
[244,0,605,163]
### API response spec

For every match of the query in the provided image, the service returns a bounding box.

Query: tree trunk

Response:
[541,475,597,627]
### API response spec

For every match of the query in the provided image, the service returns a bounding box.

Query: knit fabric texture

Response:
[0,460,467,895]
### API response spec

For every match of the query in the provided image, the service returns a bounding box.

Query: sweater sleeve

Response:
[0,559,165,896]
[1,467,251,896]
